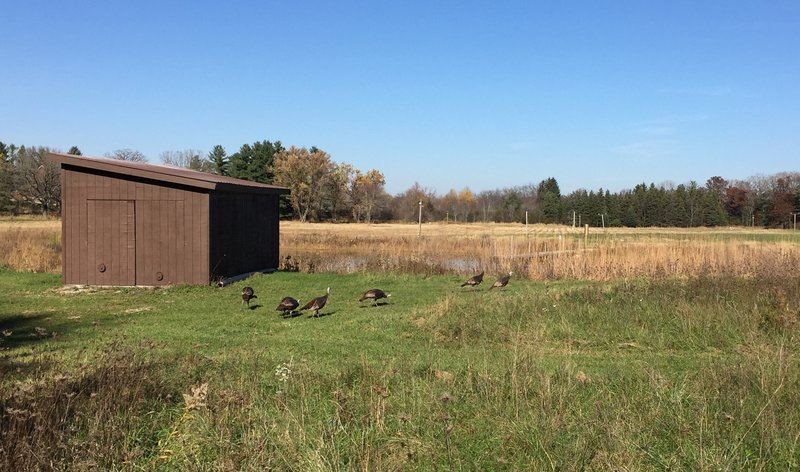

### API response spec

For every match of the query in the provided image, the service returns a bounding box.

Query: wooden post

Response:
[418,201,423,237]
[525,211,529,237]
[584,224,589,250]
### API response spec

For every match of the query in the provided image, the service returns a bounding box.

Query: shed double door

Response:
[135,200,184,285]
[87,200,183,285]
[87,200,136,285]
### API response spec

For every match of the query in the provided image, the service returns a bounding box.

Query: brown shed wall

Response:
[209,192,280,281]
[61,166,210,286]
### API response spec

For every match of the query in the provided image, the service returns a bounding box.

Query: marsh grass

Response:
[2,268,799,470]
[0,227,61,273]
[281,222,800,281]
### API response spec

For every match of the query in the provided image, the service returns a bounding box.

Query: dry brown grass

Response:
[0,218,61,273]
[281,221,800,280]
[0,340,187,472]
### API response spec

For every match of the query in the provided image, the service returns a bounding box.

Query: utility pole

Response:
[792,212,797,230]
[418,201,423,237]
[572,210,576,228]
[599,213,605,228]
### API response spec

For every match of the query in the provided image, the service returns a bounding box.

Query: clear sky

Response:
[2,1,798,195]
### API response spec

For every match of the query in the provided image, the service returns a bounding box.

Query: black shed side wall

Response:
[209,192,280,281]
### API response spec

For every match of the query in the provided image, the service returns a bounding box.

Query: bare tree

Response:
[15,146,61,216]
[324,162,355,221]
[105,148,147,162]
[160,149,214,173]
[392,182,436,221]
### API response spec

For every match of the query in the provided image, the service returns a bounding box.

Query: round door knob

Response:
[98,263,106,273]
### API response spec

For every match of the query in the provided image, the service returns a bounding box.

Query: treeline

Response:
[2,140,798,228]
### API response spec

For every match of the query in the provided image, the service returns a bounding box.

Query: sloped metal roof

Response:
[48,152,289,194]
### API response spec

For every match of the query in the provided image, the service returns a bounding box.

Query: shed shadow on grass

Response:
[0,313,60,349]
[0,313,70,379]
[0,310,129,379]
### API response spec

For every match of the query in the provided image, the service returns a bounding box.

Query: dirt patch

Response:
[122,307,153,315]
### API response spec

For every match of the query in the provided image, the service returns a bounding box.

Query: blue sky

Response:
[2,1,798,195]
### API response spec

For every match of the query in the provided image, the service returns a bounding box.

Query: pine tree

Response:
[227,140,284,183]
[208,145,229,176]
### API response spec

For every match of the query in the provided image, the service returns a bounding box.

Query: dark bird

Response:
[359,288,391,306]
[276,296,300,316]
[300,287,330,317]
[461,271,484,288]
[490,271,513,290]
[241,286,257,307]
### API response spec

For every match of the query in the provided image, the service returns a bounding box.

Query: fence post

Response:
[584,224,589,250]
[525,211,529,237]
[418,201,423,237]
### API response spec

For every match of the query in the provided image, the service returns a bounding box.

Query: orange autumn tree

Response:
[350,169,387,223]
[271,146,334,222]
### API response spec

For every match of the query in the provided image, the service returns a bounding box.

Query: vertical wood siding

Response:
[61,167,211,285]
[209,193,280,281]
[85,200,135,285]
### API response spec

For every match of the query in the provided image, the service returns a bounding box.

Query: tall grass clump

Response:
[408,276,800,469]
[0,227,61,273]
[0,339,204,471]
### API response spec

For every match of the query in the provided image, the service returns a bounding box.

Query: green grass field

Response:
[2,269,799,470]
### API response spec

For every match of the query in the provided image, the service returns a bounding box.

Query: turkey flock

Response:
[238,270,511,317]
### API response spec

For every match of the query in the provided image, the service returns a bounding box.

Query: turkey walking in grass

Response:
[489,271,513,290]
[241,287,257,307]
[300,287,330,317]
[460,271,484,288]
[359,288,391,306]
[276,296,300,316]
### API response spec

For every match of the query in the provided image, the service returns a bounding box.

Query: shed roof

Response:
[48,152,289,194]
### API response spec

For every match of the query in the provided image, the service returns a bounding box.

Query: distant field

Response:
[4,218,800,280]
[281,221,800,280]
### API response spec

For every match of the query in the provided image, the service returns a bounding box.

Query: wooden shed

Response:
[48,152,289,286]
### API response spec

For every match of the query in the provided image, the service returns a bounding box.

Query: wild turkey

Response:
[300,287,330,317]
[489,271,513,290]
[276,296,300,316]
[460,271,484,288]
[359,288,391,306]
[241,286,257,307]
